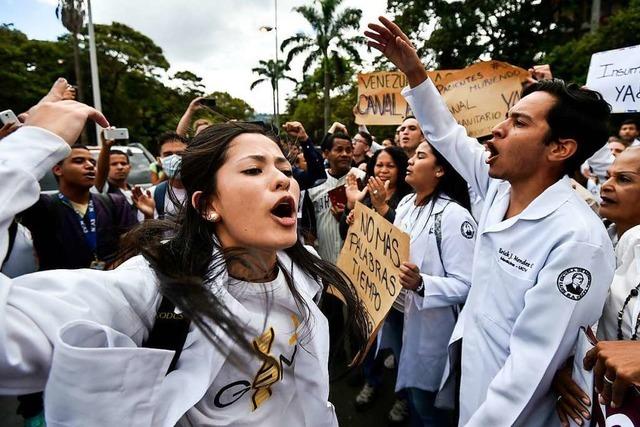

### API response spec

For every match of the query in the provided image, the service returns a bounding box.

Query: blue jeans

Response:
[407,388,454,427]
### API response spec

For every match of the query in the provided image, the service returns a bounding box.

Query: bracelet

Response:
[415,278,425,297]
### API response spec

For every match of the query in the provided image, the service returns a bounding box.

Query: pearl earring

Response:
[206,212,220,222]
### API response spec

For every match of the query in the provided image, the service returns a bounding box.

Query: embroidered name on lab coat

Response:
[498,248,535,273]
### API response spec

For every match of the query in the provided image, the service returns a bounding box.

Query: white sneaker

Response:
[354,383,377,409]
[388,398,409,423]
[383,354,395,369]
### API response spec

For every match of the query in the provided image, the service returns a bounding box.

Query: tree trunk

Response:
[71,31,84,103]
[323,56,330,132]
[71,31,88,144]
[271,80,277,123]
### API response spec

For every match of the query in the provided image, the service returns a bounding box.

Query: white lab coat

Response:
[403,80,616,427]
[598,224,640,341]
[394,194,475,392]
[0,127,337,427]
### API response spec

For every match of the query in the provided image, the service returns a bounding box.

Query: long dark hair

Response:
[419,142,471,210]
[120,123,368,361]
[366,146,412,202]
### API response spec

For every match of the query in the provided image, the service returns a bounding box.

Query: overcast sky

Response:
[2,0,389,113]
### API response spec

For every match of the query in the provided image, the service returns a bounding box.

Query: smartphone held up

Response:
[103,128,129,141]
[0,110,19,126]
[197,98,216,110]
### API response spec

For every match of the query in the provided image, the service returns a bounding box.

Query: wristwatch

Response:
[415,278,425,297]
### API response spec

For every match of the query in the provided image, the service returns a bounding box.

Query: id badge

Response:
[90,260,106,270]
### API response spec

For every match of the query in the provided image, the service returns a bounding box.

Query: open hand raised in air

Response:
[365,17,428,87]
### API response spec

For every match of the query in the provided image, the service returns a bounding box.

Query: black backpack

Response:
[143,296,191,374]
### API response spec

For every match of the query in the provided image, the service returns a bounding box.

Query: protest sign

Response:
[353,60,529,138]
[429,60,529,137]
[586,44,640,113]
[336,202,410,357]
[353,71,412,126]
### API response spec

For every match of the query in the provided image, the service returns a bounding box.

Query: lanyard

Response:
[57,193,97,253]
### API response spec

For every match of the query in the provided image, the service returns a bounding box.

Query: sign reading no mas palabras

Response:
[353,61,529,138]
[336,202,409,357]
[586,44,640,113]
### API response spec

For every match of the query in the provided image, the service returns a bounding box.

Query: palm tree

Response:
[281,0,364,131]
[56,0,85,104]
[250,59,297,121]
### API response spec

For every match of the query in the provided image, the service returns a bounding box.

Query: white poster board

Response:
[586,44,640,113]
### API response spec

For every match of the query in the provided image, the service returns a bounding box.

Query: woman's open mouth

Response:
[270,196,297,227]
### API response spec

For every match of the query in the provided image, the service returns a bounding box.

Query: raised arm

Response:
[365,17,492,198]
[176,97,204,137]
[95,128,116,192]
[284,121,327,189]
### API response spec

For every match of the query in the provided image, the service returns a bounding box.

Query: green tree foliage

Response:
[281,0,364,131]
[250,59,297,117]
[200,91,255,123]
[0,25,70,113]
[283,55,357,141]
[546,0,640,83]
[387,0,585,69]
[0,23,253,150]
[56,0,86,103]
[173,70,205,96]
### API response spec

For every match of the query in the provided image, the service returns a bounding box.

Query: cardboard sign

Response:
[353,71,412,126]
[586,44,640,113]
[336,202,410,357]
[429,61,529,137]
[353,61,529,138]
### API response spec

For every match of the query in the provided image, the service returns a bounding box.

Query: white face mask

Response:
[161,154,182,179]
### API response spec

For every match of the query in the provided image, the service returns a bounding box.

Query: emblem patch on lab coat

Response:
[460,221,475,239]
[556,267,591,300]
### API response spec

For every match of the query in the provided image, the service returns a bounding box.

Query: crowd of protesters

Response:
[0,17,640,427]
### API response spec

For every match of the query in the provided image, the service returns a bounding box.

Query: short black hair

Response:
[56,143,90,166]
[109,149,130,164]
[621,119,638,128]
[522,79,611,176]
[321,132,350,152]
[357,131,373,147]
[157,132,188,153]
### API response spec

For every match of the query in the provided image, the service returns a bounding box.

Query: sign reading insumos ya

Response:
[353,60,529,138]
[335,202,409,360]
[586,44,640,113]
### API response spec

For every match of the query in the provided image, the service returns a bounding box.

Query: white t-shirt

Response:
[180,269,306,426]
[307,167,366,263]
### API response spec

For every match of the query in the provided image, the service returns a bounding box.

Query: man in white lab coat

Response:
[366,18,616,426]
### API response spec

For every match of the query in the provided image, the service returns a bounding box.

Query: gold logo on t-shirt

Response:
[212,315,301,411]
[250,315,300,410]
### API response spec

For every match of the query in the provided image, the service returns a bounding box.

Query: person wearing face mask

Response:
[133,132,189,221]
